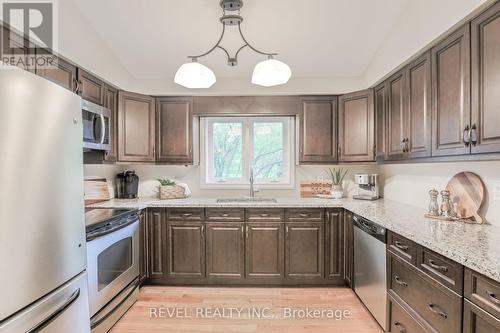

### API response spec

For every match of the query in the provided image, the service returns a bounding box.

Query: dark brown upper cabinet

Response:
[299,96,337,164]
[375,83,388,161]
[206,222,245,280]
[338,89,375,162]
[471,2,500,155]
[35,54,77,92]
[103,85,118,162]
[1,26,35,73]
[117,91,156,163]
[387,70,407,160]
[77,69,105,106]
[156,97,193,164]
[405,51,432,158]
[431,24,471,157]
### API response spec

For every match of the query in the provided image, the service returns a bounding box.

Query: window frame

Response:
[200,116,295,189]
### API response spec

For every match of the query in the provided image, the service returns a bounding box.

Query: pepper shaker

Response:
[428,189,439,216]
[440,190,452,217]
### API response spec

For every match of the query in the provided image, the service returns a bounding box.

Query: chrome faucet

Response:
[249,168,255,197]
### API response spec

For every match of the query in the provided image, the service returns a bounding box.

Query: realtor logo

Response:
[1,0,58,69]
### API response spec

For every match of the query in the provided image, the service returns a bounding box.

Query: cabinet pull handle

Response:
[486,290,500,305]
[428,304,448,319]
[428,259,448,273]
[393,321,407,333]
[73,77,79,93]
[470,124,478,146]
[394,276,408,287]
[404,138,409,153]
[245,226,249,239]
[259,213,269,218]
[182,213,192,218]
[221,213,230,218]
[326,211,330,222]
[299,213,310,218]
[394,241,409,251]
[463,125,471,146]
[286,226,289,235]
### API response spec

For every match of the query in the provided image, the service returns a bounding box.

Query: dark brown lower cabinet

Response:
[326,210,344,282]
[388,295,429,333]
[343,210,354,288]
[139,209,148,283]
[285,222,324,281]
[463,299,500,333]
[206,222,244,280]
[147,208,167,279]
[245,222,285,281]
[166,221,205,279]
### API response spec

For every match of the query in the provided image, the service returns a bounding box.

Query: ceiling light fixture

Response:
[174,0,292,89]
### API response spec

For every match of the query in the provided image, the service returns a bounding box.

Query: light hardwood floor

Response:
[110,286,383,333]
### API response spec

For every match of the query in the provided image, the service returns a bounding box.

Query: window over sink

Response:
[201,116,294,188]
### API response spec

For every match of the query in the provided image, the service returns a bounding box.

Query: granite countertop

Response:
[90,197,500,282]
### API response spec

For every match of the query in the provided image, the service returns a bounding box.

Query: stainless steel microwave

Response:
[82,100,111,151]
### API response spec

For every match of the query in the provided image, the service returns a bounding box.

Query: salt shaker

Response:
[440,190,452,217]
[428,189,439,216]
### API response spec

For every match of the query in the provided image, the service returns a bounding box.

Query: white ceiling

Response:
[73,0,409,81]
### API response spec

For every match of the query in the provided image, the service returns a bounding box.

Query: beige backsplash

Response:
[84,160,500,226]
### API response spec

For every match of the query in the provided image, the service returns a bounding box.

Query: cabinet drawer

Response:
[167,208,204,222]
[417,247,463,294]
[246,209,284,222]
[285,209,324,222]
[388,231,418,265]
[206,208,244,222]
[388,253,462,333]
[465,268,500,320]
[388,295,429,333]
[463,299,500,333]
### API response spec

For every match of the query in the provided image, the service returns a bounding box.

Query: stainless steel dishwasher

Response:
[353,214,387,331]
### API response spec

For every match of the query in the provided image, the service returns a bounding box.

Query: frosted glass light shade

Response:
[251,58,292,87]
[174,61,216,88]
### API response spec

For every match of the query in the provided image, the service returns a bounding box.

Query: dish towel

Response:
[177,183,192,197]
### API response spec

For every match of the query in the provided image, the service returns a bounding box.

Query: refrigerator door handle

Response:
[27,288,80,333]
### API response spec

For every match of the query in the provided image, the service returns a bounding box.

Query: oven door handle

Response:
[90,278,140,329]
[86,219,138,241]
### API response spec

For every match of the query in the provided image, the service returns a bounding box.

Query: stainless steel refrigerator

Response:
[0,68,90,332]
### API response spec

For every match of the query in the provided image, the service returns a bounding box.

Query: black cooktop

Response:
[85,208,137,232]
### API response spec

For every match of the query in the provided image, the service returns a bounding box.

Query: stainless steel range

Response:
[85,208,140,333]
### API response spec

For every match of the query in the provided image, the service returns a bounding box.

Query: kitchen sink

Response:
[217,198,278,203]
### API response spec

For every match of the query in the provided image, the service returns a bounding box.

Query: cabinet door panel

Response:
[285,222,324,280]
[463,299,500,333]
[77,69,104,106]
[206,223,244,280]
[147,208,166,278]
[35,54,77,92]
[118,91,155,162]
[375,83,388,161]
[343,210,354,288]
[431,24,471,156]
[246,223,284,281]
[103,85,118,162]
[167,222,205,278]
[1,27,35,72]
[406,51,432,158]
[299,97,337,163]
[139,210,148,282]
[387,71,406,159]
[338,90,375,162]
[326,210,344,281]
[156,97,193,163]
[471,2,500,154]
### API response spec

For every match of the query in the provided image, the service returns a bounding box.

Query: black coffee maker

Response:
[116,170,139,199]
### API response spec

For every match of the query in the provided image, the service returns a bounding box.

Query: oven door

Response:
[82,100,111,151]
[86,220,139,317]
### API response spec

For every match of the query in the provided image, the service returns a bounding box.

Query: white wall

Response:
[379,161,500,226]
[84,164,378,199]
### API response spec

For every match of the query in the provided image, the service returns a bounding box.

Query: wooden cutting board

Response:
[300,180,332,198]
[84,178,111,206]
[445,172,485,223]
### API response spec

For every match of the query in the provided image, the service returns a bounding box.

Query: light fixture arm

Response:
[187,16,277,66]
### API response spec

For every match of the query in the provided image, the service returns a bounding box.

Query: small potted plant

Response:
[158,178,186,200]
[325,168,348,199]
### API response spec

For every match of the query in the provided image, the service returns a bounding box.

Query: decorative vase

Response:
[330,185,343,199]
